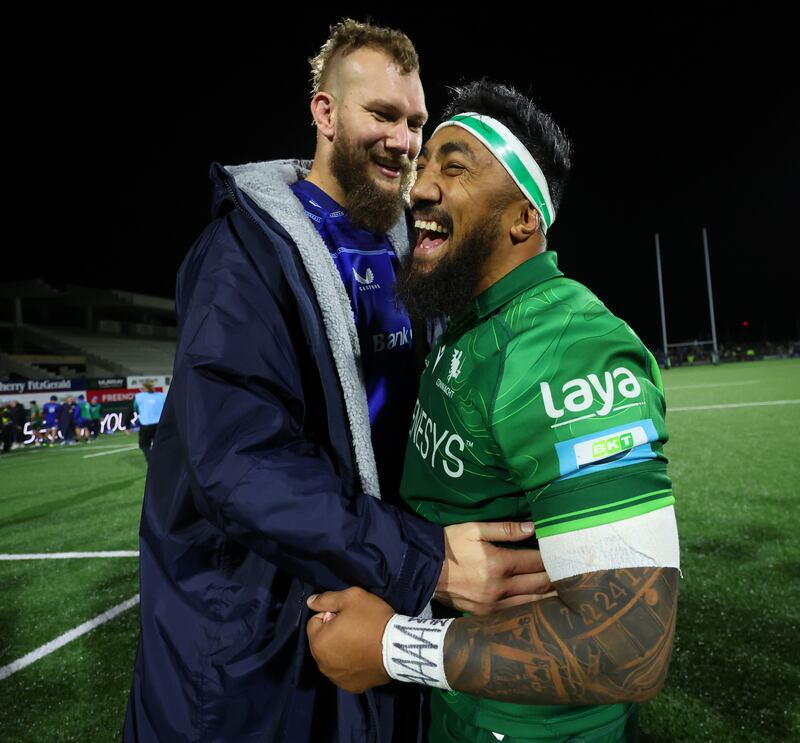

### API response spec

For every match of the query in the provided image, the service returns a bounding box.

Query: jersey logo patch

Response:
[353,267,375,285]
[408,399,465,478]
[575,426,648,466]
[448,349,463,382]
[353,266,380,292]
[372,326,412,352]
[554,420,659,480]
[541,367,642,424]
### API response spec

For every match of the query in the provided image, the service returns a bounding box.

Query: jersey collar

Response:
[450,249,563,327]
[446,250,562,335]
[291,178,346,219]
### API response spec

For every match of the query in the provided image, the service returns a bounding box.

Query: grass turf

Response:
[0,360,798,741]
[640,359,800,742]
[0,435,144,741]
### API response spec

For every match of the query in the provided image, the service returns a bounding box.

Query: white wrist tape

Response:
[382,614,454,690]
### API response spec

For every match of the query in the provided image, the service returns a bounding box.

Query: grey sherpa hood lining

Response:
[224,159,413,499]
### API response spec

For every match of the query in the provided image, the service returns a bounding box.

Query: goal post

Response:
[655,228,720,367]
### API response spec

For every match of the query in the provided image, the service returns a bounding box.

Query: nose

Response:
[385,120,411,156]
[410,164,441,208]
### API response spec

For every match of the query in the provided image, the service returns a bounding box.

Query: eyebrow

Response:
[419,140,477,162]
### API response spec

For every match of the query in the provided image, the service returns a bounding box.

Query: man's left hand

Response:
[306,587,393,693]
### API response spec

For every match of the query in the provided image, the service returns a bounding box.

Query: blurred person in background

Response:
[122,402,134,436]
[133,379,165,463]
[58,396,76,446]
[29,400,44,446]
[75,394,91,443]
[43,395,60,445]
[1,402,13,454]
[7,400,26,449]
[89,396,102,439]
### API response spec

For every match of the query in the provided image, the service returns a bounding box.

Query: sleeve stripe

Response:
[535,488,672,528]
[535,494,675,538]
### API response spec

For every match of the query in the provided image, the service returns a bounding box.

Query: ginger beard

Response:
[330,125,414,233]
[396,208,502,321]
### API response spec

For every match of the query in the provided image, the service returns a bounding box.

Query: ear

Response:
[509,202,540,243]
[310,92,336,139]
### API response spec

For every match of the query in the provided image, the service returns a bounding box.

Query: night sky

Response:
[6,8,798,350]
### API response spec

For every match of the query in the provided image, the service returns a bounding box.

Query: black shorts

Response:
[138,424,158,449]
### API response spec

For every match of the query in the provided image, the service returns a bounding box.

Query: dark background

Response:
[5,7,798,350]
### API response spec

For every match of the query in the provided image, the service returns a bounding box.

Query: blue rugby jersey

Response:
[290,179,416,499]
[43,401,60,426]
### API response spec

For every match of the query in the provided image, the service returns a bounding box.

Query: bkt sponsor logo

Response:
[409,399,465,478]
[541,367,641,420]
[373,326,412,352]
[591,432,634,459]
[568,424,652,470]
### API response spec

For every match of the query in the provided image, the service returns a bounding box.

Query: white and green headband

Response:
[432,112,555,232]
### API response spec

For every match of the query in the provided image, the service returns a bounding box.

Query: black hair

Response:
[441,80,573,217]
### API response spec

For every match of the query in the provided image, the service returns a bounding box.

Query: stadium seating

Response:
[29,327,176,376]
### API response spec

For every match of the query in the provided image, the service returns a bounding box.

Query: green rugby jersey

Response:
[399,250,672,739]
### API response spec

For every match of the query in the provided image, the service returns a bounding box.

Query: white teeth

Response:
[413,219,449,236]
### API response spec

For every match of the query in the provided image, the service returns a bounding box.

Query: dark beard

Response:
[330,132,412,233]
[395,215,499,321]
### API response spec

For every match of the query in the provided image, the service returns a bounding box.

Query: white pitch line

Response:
[666,380,759,391]
[82,446,139,459]
[0,551,139,560]
[670,399,800,412]
[79,443,141,450]
[0,442,134,459]
[0,594,139,681]
[44,443,137,451]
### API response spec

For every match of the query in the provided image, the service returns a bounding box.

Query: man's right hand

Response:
[435,521,553,615]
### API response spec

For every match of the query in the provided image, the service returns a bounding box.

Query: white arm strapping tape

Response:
[382,614,454,689]
[538,505,680,582]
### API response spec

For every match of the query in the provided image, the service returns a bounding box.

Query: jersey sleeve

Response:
[490,294,679,579]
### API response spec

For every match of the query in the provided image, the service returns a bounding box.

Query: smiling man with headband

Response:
[307,80,680,743]
[437,111,556,232]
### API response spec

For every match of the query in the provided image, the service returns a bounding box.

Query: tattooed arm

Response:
[305,566,677,702]
[444,566,678,704]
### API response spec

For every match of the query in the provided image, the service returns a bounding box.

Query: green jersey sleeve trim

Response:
[528,461,670,521]
[535,487,673,527]
[535,495,675,537]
